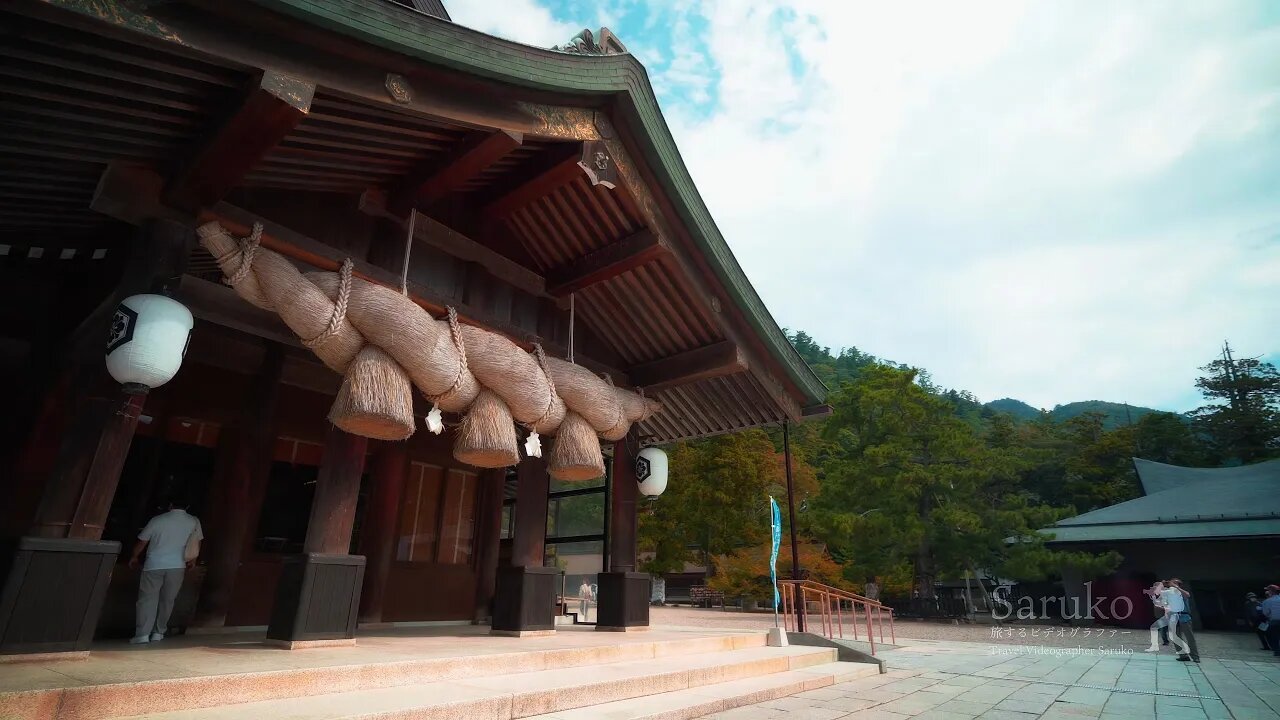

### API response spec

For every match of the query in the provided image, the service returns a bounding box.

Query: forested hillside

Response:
[640,334,1279,600]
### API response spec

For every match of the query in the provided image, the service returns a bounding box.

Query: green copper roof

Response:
[252,0,828,409]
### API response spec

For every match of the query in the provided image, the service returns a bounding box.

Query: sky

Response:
[449,0,1280,413]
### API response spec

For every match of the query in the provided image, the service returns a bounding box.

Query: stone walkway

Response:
[705,638,1280,720]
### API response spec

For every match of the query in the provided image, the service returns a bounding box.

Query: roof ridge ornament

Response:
[553,27,628,55]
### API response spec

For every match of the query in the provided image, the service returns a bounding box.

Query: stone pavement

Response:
[704,638,1280,720]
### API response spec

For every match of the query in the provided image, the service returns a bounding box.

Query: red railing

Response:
[778,579,895,655]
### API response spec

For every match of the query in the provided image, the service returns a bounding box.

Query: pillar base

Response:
[596,571,650,630]
[264,637,357,650]
[0,537,120,655]
[266,554,365,644]
[491,565,558,633]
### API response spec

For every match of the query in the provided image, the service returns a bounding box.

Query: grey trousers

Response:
[1168,612,1200,661]
[137,568,185,638]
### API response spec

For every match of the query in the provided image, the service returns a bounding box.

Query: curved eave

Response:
[252,0,828,410]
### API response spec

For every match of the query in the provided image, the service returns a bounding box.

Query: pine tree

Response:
[1190,342,1280,463]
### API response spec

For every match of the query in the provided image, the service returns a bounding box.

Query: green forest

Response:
[638,334,1280,601]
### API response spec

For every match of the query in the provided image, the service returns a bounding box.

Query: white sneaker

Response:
[150,632,165,642]
[1144,647,1159,653]
[129,635,150,644]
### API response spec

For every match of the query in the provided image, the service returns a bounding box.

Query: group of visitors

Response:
[1245,584,1280,657]
[1144,578,1199,662]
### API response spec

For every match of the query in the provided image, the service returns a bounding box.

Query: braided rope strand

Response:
[426,306,469,404]
[303,258,352,350]
[221,222,262,288]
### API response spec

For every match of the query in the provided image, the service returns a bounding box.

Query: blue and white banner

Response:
[769,496,782,609]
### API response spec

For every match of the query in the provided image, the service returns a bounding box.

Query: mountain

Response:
[984,398,1041,421]
[982,398,1165,428]
[1049,401,1161,428]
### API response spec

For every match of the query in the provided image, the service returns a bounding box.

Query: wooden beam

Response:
[390,130,523,212]
[165,70,315,211]
[546,229,667,297]
[480,140,617,220]
[628,341,748,392]
[359,189,547,298]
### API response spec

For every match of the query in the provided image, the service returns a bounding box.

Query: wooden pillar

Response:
[511,456,549,567]
[29,218,193,540]
[304,427,368,554]
[197,346,284,626]
[596,432,648,630]
[472,468,506,622]
[357,441,409,623]
[491,457,556,634]
[608,433,638,573]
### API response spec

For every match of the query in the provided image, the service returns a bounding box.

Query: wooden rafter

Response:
[389,129,523,213]
[164,69,314,211]
[545,228,668,297]
[359,188,546,298]
[629,340,748,392]
[480,140,617,221]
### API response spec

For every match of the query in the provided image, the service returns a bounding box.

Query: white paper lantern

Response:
[635,446,668,497]
[105,294,193,390]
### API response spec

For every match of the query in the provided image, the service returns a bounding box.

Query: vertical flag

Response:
[769,496,782,610]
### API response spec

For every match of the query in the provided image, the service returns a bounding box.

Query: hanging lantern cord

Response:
[567,292,575,364]
[400,208,417,296]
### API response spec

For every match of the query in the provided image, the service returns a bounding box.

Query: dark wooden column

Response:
[267,427,368,647]
[492,456,556,635]
[511,456,549,567]
[608,433,639,573]
[597,431,649,631]
[304,428,369,554]
[28,219,193,540]
[471,468,507,623]
[357,441,409,623]
[197,346,284,626]
[1,219,192,655]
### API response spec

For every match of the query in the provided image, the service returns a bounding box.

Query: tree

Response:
[708,541,850,602]
[814,366,1007,596]
[811,365,1117,598]
[637,430,781,574]
[1058,412,1141,512]
[1190,343,1280,463]
[1133,412,1209,466]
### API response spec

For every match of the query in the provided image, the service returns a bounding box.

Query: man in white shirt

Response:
[1164,578,1199,663]
[128,496,203,644]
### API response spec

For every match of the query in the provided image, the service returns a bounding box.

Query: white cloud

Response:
[447,0,577,48]
[452,0,1280,412]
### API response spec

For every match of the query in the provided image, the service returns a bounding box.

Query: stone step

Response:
[113,645,839,720]
[3,632,768,720]
[528,661,882,720]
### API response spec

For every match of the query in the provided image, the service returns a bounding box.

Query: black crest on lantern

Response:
[107,304,138,354]
[635,454,651,482]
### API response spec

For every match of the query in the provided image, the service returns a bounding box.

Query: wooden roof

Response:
[1,0,829,443]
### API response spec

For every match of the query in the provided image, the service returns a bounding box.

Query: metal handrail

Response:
[778,579,895,655]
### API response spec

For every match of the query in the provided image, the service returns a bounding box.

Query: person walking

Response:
[1244,592,1269,651]
[1165,578,1200,663]
[128,495,202,644]
[1262,584,1280,657]
[577,579,594,622]
[1144,580,1171,652]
